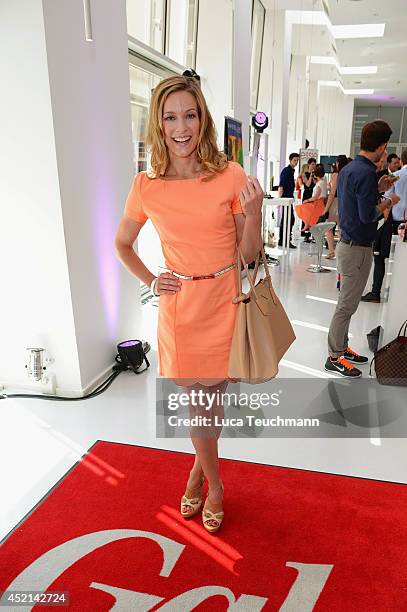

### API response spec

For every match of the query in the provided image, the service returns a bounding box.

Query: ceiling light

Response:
[311,57,378,76]
[287,10,385,40]
[310,56,337,66]
[340,66,378,75]
[319,81,342,89]
[344,89,374,95]
[319,80,374,96]
[331,23,385,39]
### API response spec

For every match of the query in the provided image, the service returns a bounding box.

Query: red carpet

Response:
[1,441,407,611]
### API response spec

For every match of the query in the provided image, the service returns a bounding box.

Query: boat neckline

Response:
[156,174,208,181]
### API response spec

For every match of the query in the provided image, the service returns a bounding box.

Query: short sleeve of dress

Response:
[124,173,148,225]
[230,162,248,214]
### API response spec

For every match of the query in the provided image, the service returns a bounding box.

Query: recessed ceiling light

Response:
[286,11,385,41]
[340,65,378,74]
[344,89,374,95]
[311,56,337,66]
[331,23,385,39]
[311,57,378,75]
[318,80,374,96]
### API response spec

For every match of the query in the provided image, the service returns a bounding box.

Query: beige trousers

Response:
[328,241,373,358]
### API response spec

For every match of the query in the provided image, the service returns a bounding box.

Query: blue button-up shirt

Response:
[337,155,380,243]
[385,164,407,221]
[279,165,295,198]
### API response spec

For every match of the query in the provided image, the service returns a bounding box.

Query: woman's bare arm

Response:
[233,177,263,263]
[324,172,337,213]
[304,184,321,203]
[115,217,155,286]
[115,216,181,295]
[234,214,262,263]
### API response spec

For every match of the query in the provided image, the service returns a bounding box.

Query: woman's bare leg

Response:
[326,228,335,255]
[185,381,227,512]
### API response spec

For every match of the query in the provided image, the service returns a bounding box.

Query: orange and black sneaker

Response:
[344,347,369,364]
[324,356,362,378]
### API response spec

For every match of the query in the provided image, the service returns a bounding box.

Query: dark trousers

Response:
[371,220,401,296]
[372,254,386,296]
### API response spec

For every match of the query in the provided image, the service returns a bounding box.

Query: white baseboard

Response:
[81,363,116,396]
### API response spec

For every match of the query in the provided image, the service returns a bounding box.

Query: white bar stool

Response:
[307,222,336,273]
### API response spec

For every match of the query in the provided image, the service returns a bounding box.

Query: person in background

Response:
[298,164,327,235]
[362,148,406,303]
[302,164,327,206]
[302,158,317,242]
[377,152,401,179]
[325,120,399,378]
[296,163,309,200]
[302,158,317,200]
[278,152,299,248]
[322,155,350,259]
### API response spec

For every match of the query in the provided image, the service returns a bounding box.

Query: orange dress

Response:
[124,161,248,382]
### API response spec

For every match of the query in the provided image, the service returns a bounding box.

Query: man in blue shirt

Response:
[325,120,399,377]
[362,148,406,302]
[278,152,299,248]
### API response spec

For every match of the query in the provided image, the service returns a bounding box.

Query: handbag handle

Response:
[235,244,276,305]
[370,319,407,376]
[397,319,407,338]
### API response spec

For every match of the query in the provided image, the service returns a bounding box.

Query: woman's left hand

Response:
[239,176,264,217]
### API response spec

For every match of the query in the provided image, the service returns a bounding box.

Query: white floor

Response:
[1,240,406,541]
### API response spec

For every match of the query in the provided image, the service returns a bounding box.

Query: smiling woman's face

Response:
[162,90,200,160]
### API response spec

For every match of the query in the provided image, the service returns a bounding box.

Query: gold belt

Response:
[163,263,235,280]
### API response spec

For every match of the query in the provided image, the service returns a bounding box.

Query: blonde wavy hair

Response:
[146,75,228,178]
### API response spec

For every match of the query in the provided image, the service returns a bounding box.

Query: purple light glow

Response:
[255,112,267,127]
[119,340,141,348]
[92,171,120,339]
[366,95,403,104]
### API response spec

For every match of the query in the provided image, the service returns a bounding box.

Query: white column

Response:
[306,80,319,150]
[269,10,293,179]
[287,55,310,155]
[316,86,355,155]
[196,0,234,149]
[0,0,138,394]
[232,0,252,159]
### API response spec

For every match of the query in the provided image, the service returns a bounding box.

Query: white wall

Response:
[316,87,354,156]
[0,0,81,392]
[257,8,274,120]
[195,0,234,148]
[43,0,140,391]
[287,55,309,156]
[306,79,319,149]
[0,0,141,394]
[269,9,293,179]
[232,0,251,157]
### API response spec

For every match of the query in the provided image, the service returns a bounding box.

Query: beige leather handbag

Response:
[228,246,296,383]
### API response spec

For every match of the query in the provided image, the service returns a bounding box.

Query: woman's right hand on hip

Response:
[156,272,182,295]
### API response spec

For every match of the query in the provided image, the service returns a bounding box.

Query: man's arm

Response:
[278,167,288,198]
[355,172,382,224]
[384,183,395,198]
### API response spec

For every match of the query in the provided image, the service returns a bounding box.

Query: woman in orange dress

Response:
[115,75,263,533]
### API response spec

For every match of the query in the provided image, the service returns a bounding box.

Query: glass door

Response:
[129,62,168,303]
